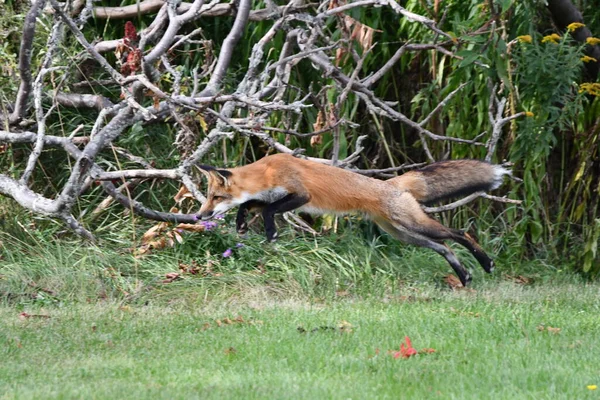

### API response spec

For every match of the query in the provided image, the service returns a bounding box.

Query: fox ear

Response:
[194,165,212,179]
[214,169,232,187]
[195,165,232,186]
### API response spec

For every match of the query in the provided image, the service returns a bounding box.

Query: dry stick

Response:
[92,0,315,20]
[260,119,354,137]
[0,129,202,223]
[418,82,468,127]
[95,169,181,181]
[324,0,452,40]
[137,3,169,54]
[332,44,374,166]
[144,0,206,65]
[10,0,48,124]
[198,0,252,97]
[50,0,153,120]
[20,19,64,186]
[423,192,485,213]
[54,92,114,110]
[54,106,135,214]
[55,141,203,224]
[92,3,315,53]
[0,172,96,240]
[295,31,482,147]
[485,89,527,162]
[355,162,427,177]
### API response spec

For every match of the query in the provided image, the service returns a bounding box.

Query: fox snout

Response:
[199,210,216,220]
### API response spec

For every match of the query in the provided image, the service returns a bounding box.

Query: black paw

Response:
[265,231,278,243]
[237,222,248,235]
[460,272,473,287]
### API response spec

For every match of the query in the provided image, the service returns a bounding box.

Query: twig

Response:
[355,162,427,176]
[198,0,252,96]
[423,191,522,213]
[20,20,64,186]
[10,0,49,124]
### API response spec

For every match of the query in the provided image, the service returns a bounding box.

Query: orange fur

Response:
[198,154,510,287]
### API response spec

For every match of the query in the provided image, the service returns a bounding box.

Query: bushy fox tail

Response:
[388,160,511,205]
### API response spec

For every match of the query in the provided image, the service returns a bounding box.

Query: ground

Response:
[1,227,599,399]
[1,282,599,399]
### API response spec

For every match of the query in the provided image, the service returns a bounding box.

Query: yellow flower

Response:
[586,37,600,46]
[542,34,561,44]
[566,22,585,32]
[581,56,598,63]
[517,35,532,43]
[525,111,534,117]
[588,385,598,390]
[579,83,600,96]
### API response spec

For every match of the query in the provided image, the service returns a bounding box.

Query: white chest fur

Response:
[236,187,289,205]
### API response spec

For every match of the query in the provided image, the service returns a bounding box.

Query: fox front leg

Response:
[236,202,251,234]
[262,194,310,242]
[236,201,266,234]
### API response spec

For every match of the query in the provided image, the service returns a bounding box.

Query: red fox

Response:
[197,154,511,286]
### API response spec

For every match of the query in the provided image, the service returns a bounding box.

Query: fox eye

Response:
[213,195,227,201]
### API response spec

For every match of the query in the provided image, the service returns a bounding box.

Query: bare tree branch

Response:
[198,0,252,96]
[9,0,48,124]
[54,92,114,110]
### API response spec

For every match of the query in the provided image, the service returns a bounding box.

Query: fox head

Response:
[197,166,239,220]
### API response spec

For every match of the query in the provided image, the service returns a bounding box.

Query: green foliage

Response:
[512,34,585,161]
[1,0,599,278]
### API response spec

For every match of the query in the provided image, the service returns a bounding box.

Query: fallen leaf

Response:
[176,223,207,233]
[174,185,193,203]
[420,348,436,354]
[391,336,435,359]
[338,320,353,333]
[398,336,418,359]
[537,325,561,334]
[444,275,463,289]
[18,312,50,320]
[163,272,181,283]
[504,274,533,285]
[224,347,236,355]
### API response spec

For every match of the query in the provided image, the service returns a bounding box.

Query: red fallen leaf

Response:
[391,337,436,359]
[394,336,418,359]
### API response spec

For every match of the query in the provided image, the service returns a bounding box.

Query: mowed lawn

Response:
[1,282,599,399]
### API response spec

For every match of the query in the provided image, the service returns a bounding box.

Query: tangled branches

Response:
[0,0,523,240]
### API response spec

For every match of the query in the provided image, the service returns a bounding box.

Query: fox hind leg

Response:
[375,218,472,287]
[447,230,494,273]
[389,193,495,275]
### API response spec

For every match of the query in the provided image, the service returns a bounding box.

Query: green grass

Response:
[1,219,599,399]
[1,284,600,399]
